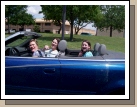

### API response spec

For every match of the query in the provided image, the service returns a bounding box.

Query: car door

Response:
[58,56,109,95]
[5,56,61,95]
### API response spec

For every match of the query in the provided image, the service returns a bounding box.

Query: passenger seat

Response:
[98,44,107,56]
[92,43,100,56]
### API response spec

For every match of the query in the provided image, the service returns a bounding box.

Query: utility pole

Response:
[62,5,66,40]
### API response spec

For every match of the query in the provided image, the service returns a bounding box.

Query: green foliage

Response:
[33,25,40,32]
[5,5,28,33]
[12,12,35,26]
[40,5,62,34]
[66,5,102,41]
[94,5,125,37]
[39,5,102,41]
[5,5,35,31]
[73,5,102,35]
[5,5,28,19]
[9,11,35,30]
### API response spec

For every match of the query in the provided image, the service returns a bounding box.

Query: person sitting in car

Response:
[78,40,93,57]
[43,45,50,51]
[29,39,45,57]
[45,38,60,57]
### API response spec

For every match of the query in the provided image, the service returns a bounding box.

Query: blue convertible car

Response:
[5,31,125,95]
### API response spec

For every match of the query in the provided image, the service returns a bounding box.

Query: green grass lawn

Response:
[5,33,125,53]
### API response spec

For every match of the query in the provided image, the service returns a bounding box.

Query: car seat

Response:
[56,40,67,57]
[98,44,107,56]
[92,43,100,56]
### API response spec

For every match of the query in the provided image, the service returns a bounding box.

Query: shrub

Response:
[33,25,40,32]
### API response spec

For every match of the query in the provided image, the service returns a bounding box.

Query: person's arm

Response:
[78,51,83,57]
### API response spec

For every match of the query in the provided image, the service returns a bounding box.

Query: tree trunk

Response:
[22,25,25,31]
[110,25,112,37]
[76,31,78,35]
[95,27,98,36]
[70,20,73,41]
[58,25,61,34]
[70,10,73,41]
[75,27,79,35]
[20,25,24,31]
[74,27,77,35]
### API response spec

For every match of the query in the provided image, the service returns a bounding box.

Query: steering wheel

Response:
[9,47,20,56]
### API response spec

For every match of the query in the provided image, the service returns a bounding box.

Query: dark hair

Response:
[81,40,91,51]
[54,38,60,44]
[52,38,60,51]
[29,39,38,46]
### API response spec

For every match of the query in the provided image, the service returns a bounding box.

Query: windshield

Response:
[6,35,32,47]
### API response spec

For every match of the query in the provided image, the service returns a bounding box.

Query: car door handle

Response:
[44,68,55,74]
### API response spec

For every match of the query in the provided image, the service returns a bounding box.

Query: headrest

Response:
[58,40,67,52]
[94,43,100,51]
[98,44,107,55]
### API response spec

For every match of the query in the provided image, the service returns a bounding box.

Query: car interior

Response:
[5,34,34,57]
[57,40,107,59]
[5,34,108,59]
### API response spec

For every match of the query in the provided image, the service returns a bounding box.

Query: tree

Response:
[66,5,102,41]
[33,25,40,32]
[68,6,92,36]
[40,5,63,34]
[66,5,92,41]
[94,5,125,37]
[90,6,105,36]
[39,5,102,41]
[9,10,35,31]
[5,5,28,33]
[73,5,102,35]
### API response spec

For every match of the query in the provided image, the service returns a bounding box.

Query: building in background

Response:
[5,19,96,35]
[97,28,125,37]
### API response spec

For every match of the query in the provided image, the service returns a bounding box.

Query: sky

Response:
[26,5,96,31]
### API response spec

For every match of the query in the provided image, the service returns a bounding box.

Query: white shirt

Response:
[45,49,58,57]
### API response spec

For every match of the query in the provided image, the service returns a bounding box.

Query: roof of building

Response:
[35,19,70,25]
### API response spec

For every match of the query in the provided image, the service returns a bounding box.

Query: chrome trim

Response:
[5,56,59,60]
[6,64,61,68]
